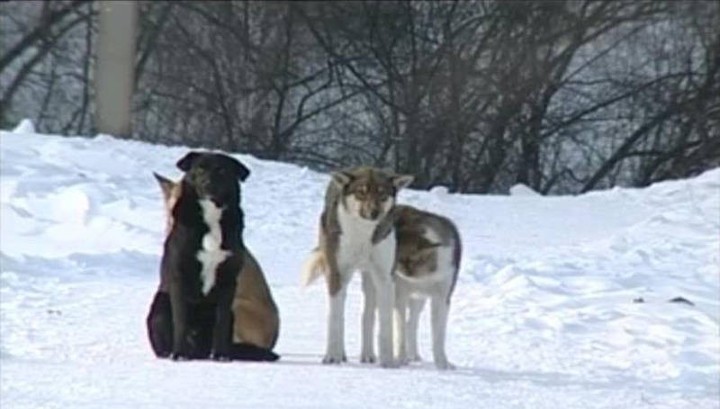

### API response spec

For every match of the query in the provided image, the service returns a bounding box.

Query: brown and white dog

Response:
[301,167,413,367]
[153,173,281,353]
[392,205,462,370]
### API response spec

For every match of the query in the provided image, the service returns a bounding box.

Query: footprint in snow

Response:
[632,296,694,306]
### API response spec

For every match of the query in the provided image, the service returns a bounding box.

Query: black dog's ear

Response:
[176,152,200,172]
[232,159,251,182]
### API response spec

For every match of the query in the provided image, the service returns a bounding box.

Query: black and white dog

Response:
[153,151,249,361]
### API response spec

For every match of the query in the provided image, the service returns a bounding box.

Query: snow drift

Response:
[1,123,718,408]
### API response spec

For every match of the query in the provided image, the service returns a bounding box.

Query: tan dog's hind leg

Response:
[233,300,277,348]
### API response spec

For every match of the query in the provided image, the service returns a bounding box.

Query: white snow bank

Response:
[509,183,541,196]
[1,125,718,408]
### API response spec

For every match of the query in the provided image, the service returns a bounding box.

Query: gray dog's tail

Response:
[300,249,327,287]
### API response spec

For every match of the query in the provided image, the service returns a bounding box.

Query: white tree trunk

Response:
[94,1,137,137]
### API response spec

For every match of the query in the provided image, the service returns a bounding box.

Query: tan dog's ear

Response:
[153,172,175,202]
[392,174,414,190]
[331,170,353,187]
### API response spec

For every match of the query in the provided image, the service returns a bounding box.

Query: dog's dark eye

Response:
[355,185,368,198]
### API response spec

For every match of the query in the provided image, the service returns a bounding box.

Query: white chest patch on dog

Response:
[335,202,394,272]
[197,199,231,295]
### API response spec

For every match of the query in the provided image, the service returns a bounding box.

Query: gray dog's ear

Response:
[392,174,414,190]
[176,151,200,172]
[231,159,250,182]
[331,170,353,187]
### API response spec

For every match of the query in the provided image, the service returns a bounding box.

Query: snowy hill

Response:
[1,123,718,408]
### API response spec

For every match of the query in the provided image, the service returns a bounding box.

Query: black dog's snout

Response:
[370,209,380,219]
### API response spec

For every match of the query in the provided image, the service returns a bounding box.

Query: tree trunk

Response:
[95,1,137,137]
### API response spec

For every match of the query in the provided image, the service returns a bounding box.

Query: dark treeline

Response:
[2,1,719,193]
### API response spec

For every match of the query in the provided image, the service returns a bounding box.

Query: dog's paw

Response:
[435,360,456,370]
[322,353,346,365]
[264,350,281,362]
[170,352,191,361]
[360,351,377,364]
[396,354,411,366]
[407,353,423,362]
[210,352,232,362]
[379,358,399,369]
[322,356,342,364]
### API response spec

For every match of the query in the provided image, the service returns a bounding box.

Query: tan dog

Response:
[154,173,280,351]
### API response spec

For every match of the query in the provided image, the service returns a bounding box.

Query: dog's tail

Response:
[300,248,327,287]
[229,343,280,362]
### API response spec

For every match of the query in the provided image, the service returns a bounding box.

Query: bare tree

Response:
[2,0,717,194]
[94,0,137,137]
[1,0,93,129]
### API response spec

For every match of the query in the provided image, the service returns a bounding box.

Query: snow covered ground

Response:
[1,121,718,408]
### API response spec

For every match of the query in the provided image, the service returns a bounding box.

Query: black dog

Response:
[147,291,216,359]
[145,151,278,361]
[153,151,249,361]
[146,291,279,361]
